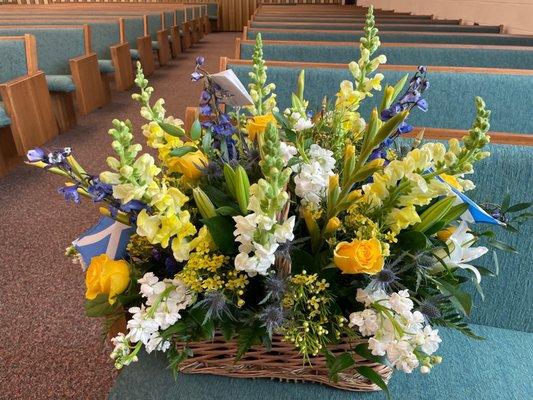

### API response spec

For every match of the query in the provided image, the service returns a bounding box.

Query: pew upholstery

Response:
[238,40,533,70]
[245,28,533,46]
[223,59,533,134]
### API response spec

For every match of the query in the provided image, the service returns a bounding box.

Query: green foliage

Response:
[356,366,391,400]
[202,215,237,254]
[85,294,120,317]
[324,350,355,382]
[235,320,264,361]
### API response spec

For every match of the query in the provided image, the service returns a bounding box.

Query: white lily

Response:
[438,221,488,283]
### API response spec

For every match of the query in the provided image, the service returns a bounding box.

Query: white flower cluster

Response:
[233,203,295,277]
[285,110,314,132]
[349,288,442,374]
[294,144,336,207]
[110,272,194,368]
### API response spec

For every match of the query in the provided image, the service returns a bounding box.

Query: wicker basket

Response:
[175,333,392,392]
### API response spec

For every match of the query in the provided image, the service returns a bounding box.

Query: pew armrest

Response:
[0,72,58,154]
[136,35,155,77]
[110,42,134,91]
[69,53,109,115]
[169,26,182,56]
[156,29,172,66]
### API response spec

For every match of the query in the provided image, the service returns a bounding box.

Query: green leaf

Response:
[492,251,500,276]
[220,320,235,341]
[391,73,409,104]
[170,145,197,157]
[325,350,355,382]
[506,202,531,213]
[397,230,428,251]
[423,220,447,237]
[356,366,391,400]
[489,239,517,253]
[441,203,469,226]
[435,279,472,316]
[159,121,184,137]
[190,119,202,141]
[354,343,388,366]
[201,129,212,153]
[215,206,239,216]
[203,215,237,254]
[235,321,263,361]
[84,294,119,317]
[501,193,511,212]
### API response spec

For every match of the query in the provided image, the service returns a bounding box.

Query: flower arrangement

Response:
[27,7,530,396]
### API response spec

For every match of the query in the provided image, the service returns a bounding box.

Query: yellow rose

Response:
[246,114,277,141]
[333,238,384,275]
[167,143,207,181]
[85,254,130,305]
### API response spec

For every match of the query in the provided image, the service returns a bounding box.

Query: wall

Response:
[358,0,533,35]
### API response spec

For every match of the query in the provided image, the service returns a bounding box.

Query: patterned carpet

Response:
[0,31,239,400]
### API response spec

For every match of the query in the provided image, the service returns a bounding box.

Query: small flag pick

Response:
[73,217,135,266]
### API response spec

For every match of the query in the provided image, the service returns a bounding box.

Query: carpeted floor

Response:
[0,31,239,400]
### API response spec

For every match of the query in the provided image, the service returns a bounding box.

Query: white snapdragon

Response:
[294,144,336,207]
[349,288,442,374]
[110,273,194,368]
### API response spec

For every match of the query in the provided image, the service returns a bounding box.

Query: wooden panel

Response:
[0,72,58,153]
[182,21,192,49]
[50,91,77,133]
[0,126,22,178]
[137,34,155,76]
[156,29,171,66]
[110,41,134,90]
[169,26,182,57]
[69,52,108,115]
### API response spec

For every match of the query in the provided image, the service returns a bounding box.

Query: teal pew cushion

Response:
[123,18,145,49]
[228,64,533,133]
[0,40,28,84]
[176,10,186,24]
[465,143,533,332]
[207,3,218,18]
[250,22,500,33]
[246,29,533,46]
[152,41,161,50]
[0,102,11,128]
[129,49,141,61]
[98,59,115,74]
[45,75,76,93]
[240,43,533,70]
[0,27,85,76]
[90,22,120,60]
[108,324,532,400]
[147,14,163,41]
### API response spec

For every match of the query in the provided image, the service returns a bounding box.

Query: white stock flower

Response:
[279,142,298,165]
[387,340,419,373]
[127,309,159,345]
[389,290,414,316]
[145,332,171,354]
[348,309,378,337]
[293,117,314,132]
[419,326,442,355]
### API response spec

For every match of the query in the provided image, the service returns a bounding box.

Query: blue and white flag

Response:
[450,187,505,226]
[73,217,135,265]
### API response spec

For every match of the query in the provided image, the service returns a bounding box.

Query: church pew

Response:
[252,16,462,25]
[244,27,533,46]
[221,57,533,135]
[0,34,58,176]
[248,21,502,33]
[0,25,110,131]
[0,18,134,91]
[236,39,533,70]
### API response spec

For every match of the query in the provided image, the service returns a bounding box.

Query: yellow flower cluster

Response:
[178,227,249,307]
[143,121,207,181]
[136,181,197,260]
[361,143,456,234]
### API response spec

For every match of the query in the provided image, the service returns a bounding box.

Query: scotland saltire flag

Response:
[73,217,135,265]
[450,187,505,226]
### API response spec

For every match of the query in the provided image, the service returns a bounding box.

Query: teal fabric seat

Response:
[129,49,141,60]
[108,324,532,400]
[152,40,160,50]
[0,102,11,128]
[45,75,76,93]
[228,63,533,134]
[98,59,115,74]
[250,22,501,33]
[246,29,533,46]
[0,39,28,84]
[240,43,533,70]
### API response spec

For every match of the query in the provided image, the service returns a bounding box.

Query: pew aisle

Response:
[0,30,240,400]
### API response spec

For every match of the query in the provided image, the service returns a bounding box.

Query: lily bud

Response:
[324,217,341,235]
[192,187,217,219]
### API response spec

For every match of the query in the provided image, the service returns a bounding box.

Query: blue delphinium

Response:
[191,57,237,163]
[370,66,430,161]
[58,184,81,204]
